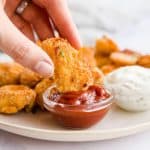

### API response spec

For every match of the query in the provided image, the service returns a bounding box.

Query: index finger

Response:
[34,0,82,49]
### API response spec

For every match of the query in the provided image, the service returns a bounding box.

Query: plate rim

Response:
[0,118,150,141]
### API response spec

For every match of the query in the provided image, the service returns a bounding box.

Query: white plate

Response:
[0,105,150,142]
[0,55,150,142]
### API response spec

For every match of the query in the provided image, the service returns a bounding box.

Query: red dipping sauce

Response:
[43,85,113,129]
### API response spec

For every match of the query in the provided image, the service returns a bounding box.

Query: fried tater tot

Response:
[95,36,119,56]
[137,55,150,68]
[35,78,54,109]
[110,52,139,66]
[0,85,36,114]
[20,68,43,88]
[38,38,103,92]
[0,63,24,86]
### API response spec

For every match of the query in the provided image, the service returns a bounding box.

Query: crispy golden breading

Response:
[35,38,104,108]
[91,67,104,84]
[38,38,103,92]
[95,54,112,68]
[94,36,119,68]
[110,52,139,66]
[35,69,104,109]
[94,37,143,73]
[35,78,54,109]
[0,85,36,114]
[20,68,43,88]
[0,63,24,86]
[137,55,150,68]
[95,36,119,56]
[0,62,43,88]
[101,64,118,75]
[79,47,96,67]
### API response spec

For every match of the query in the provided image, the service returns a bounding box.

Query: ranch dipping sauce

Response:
[104,66,150,112]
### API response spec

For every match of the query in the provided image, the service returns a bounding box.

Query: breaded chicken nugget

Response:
[20,68,43,88]
[95,36,119,56]
[110,52,139,66]
[79,47,96,67]
[38,38,103,92]
[91,67,104,84]
[35,78,54,109]
[137,55,150,68]
[0,63,24,86]
[0,85,36,114]
[95,54,112,68]
[122,49,141,58]
[35,70,103,109]
[101,64,118,75]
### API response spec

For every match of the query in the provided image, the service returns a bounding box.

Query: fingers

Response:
[4,0,21,17]
[1,0,6,7]
[20,3,54,40]
[11,14,35,41]
[4,0,82,49]
[38,0,82,49]
[4,0,35,41]
[4,0,54,40]
[0,10,54,77]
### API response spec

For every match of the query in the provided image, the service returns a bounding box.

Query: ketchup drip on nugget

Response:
[49,86,110,105]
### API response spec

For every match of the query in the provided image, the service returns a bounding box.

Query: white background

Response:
[1,0,150,149]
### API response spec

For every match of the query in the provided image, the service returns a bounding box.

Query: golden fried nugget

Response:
[35,78,54,109]
[20,68,43,88]
[110,52,139,66]
[0,85,36,114]
[122,49,141,58]
[38,38,103,92]
[95,36,119,56]
[0,63,24,86]
[101,64,117,75]
[79,47,96,67]
[95,54,112,68]
[35,70,103,109]
[91,67,104,84]
[137,55,150,68]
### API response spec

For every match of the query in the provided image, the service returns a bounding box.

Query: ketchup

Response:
[44,85,113,129]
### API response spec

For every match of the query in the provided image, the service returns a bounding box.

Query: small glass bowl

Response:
[43,86,113,129]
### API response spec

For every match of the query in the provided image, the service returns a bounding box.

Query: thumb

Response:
[0,8,54,77]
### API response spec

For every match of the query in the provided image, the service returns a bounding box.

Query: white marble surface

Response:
[1,129,150,150]
[1,0,150,149]
[68,0,150,47]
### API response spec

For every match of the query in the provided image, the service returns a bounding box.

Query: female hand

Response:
[0,0,81,76]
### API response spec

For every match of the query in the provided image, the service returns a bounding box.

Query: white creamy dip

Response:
[104,66,150,112]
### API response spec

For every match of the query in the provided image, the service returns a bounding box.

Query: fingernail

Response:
[34,61,54,77]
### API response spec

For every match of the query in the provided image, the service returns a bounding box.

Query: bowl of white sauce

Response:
[104,66,150,112]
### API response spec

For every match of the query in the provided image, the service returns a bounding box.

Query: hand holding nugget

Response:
[0,0,82,76]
